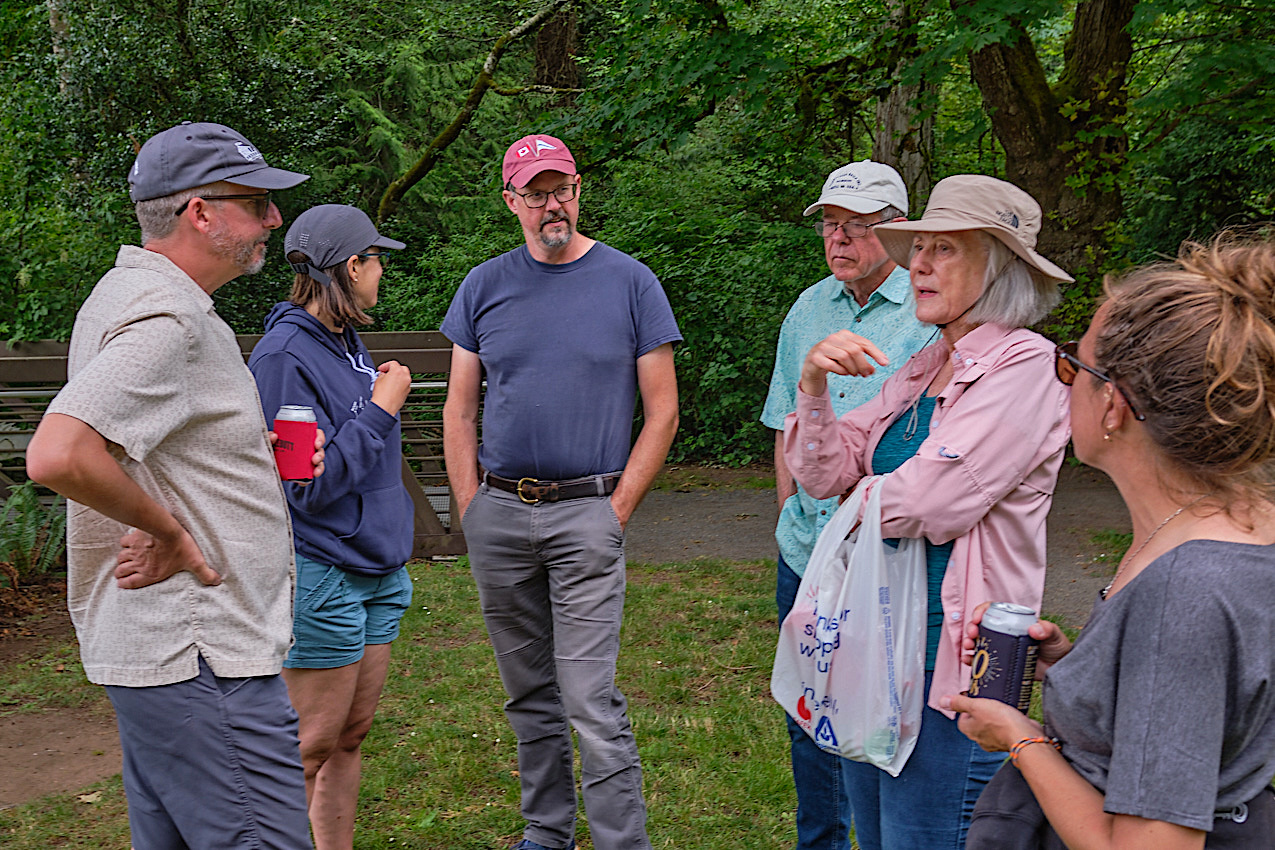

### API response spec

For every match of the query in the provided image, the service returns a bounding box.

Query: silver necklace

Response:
[901,389,924,441]
[1101,495,1206,599]
[904,330,946,441]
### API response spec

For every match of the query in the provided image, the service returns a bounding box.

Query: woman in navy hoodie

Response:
[249,205,414,850]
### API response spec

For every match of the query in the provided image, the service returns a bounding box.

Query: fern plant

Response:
[0,482,67,590]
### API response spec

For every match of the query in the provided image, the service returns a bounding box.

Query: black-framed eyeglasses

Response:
[507,183,578,208]
[1055,341,1146,421]
[814,219,882,239]
[173,192,273,218]
[357,252,390,265]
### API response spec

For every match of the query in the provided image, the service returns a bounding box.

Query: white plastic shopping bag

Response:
[771,475,926,776]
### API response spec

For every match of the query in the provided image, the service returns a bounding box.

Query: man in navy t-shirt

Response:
[441,134,681,850]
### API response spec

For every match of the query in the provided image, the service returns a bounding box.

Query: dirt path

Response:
[0,709,121,809]
[0,599,124,810]
[0,463,1127,810]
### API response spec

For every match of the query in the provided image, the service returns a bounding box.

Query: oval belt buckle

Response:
[516,477,541,504]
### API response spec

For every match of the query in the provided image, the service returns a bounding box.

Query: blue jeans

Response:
[778,557,1003,850]
[843,674,1004,850]
[777,557,856,850]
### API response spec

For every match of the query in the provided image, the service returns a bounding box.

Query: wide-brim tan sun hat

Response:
[874,174,1074,283]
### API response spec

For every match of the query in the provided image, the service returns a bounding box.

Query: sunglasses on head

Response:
[1054,341,1146,421]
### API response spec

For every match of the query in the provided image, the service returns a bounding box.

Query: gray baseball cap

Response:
[128,121,309,202]
[284,205,405,285]
[804,160,908,216]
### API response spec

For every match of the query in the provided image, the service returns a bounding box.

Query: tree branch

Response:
[376,0,573,223]
[1058,0,1136,106]
[1136,77,1265,152]
[490,84,584,97]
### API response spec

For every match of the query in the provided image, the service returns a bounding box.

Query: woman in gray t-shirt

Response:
[944,232,1275,850]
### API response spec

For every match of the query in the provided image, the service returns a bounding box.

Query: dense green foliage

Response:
[3,0,1273,462]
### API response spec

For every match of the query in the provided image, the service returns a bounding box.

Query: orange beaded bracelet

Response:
[1010,736,1060,768]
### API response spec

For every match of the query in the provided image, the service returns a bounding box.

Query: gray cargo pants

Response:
[463,481,651,850]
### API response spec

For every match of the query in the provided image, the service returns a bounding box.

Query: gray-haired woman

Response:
[780,175,1072,847]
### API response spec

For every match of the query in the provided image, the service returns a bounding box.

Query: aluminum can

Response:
[273,405,317,480]
[968,602,1039,712]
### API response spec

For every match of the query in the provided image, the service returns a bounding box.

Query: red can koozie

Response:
[273,405,317,480]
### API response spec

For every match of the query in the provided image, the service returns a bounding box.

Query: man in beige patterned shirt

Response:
[28,122,321,850]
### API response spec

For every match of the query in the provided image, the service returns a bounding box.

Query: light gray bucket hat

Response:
[874,175,1073,283]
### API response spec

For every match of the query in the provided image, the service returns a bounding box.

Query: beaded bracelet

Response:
[1010,736,1061,768]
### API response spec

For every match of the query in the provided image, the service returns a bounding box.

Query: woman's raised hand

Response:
[798,331,889,396]
[370,360,413,416]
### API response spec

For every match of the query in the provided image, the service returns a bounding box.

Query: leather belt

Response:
[482,469,621,504]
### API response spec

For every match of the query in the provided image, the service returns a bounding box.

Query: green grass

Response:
[0,552,1106,847]
[1039,612,1081,645]
[0,557,796,848]
[0,640,99,714]
[1088,529,1134,572]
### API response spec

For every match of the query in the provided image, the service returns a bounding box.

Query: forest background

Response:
[3,0,1273,464]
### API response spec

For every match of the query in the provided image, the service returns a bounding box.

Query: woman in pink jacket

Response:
[782,175,1072,849]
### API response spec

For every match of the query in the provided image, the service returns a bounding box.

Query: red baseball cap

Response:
[502,134,576,188]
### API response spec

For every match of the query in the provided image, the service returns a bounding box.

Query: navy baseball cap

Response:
[284,205,405,284]
[128,121,309,202]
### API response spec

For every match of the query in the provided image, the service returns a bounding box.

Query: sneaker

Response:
[511,841,576,850]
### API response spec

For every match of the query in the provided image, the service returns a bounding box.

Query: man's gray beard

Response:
[209,221,267,275]
[538,216,574,250]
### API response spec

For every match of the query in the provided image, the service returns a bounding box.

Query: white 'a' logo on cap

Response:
[235,141,264,163]
[517,139,558,159]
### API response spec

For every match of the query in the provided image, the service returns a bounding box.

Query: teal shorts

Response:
[285,554,413,669]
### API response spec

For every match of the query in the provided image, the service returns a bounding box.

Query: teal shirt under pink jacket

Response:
[783,323,1071,717]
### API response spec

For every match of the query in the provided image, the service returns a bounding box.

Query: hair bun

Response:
[1097,230,1275,506]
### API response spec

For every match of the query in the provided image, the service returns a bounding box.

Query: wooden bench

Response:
[0,332,466,558]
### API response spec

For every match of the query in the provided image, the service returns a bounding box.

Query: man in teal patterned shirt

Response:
[760,160,933,850]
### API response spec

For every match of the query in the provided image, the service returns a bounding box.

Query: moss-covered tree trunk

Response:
[377,0,573,223]
[957,0,1136,279]
[873,0,934,213]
